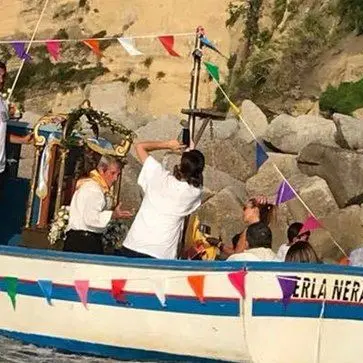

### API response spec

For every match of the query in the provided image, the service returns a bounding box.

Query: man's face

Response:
[100,164,120,188]
[0,68,6,92]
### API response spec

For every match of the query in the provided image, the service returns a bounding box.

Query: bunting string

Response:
[7,0,51,102]
[204,63,347,258]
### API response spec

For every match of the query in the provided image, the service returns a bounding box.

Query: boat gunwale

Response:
[0,245,361,276]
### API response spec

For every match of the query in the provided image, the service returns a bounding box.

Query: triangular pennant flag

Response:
[118,38,143,56]
[201,36,218,51]
[4,277,18,310]
[46,41,61,61]
[37,280,53,305]
[83,39,102,57]
[187,275,205,303]
[11,42,31,62]
[256,142,269,169]
[74,280,89,308]
[300,215,322,233]
[228,270,247,299]
[158,36,180,57]
[275,180,296,205]
[150,277,167,307]
[111,279,127,303]
[277,275,299,307]
[204,61,220,82]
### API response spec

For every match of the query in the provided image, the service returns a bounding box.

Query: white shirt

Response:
[0,97,9,173]
[276,243,290,261]
[67,180,113,234]
[227,247,277,262]
[123,156,202,259]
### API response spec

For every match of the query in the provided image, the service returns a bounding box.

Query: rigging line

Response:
[0,32,195,44]
[7,0,51,102]
[210,77,348,257]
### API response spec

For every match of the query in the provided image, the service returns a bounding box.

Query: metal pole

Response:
[54,148,68,218]
[187,27,203,149]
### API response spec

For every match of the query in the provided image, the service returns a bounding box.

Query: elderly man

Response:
[63,155,132,254]
[0,61,32,193]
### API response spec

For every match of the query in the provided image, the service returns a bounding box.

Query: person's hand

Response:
[255,195,268,205]
[23,133,34,144]
[112,203,133,220]
[167,139,186,152]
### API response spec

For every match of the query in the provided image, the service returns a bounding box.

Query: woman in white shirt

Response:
[120,139,204,259]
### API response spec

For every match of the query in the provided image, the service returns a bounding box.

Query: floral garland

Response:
[48,206,70,245]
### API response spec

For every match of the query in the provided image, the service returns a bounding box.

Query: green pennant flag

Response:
[4,277,18,310]
[204,61,220,82]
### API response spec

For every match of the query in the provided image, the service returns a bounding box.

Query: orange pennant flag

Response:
[158,35,180,57]
[83,39,102,57]
[187,275,205,303]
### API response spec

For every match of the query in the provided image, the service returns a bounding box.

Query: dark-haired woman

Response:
[285,241,320,263]
[219,197,275,258]
[119,139,204,259]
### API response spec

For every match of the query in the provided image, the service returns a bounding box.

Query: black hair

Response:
[247,198,275,226]
[287,222,310,244]
[0,62,6,71]
[285,241,320,263]
[232,233,241,249]
[246,222,272,249]
[174,149,205,188]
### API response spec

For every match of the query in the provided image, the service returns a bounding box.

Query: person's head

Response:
[232,233,241,249]
[245,222,272,249]
[173,149,205,188]
[242,198,274,225]
[97,155,122,188]
[287,222,311,245]
[0,62,6,92]
[285,241,320,263]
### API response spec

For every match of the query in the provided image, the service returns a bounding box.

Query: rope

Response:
[7,0,50,102]
[210,77,348,257]
[0,32,195,44]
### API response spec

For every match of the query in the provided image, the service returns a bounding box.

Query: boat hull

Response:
[0,246,362,362]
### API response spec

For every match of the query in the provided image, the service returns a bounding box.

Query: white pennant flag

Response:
[118,37,143,56]
[150,277,167,307]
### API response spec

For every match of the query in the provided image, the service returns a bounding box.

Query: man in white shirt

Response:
[227,222,276,262]
[63,155,132,254]
[120,139,204,259]
[0,62,33,194]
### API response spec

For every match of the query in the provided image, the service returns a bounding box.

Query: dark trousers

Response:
[117,246,155,258]
[63,229,104,255]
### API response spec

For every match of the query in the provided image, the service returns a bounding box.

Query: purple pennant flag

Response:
[277,275,299,307]
[11,42,31,62]
[275,180,296,205]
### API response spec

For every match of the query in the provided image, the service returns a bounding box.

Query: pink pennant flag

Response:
[46,41,61,61]
[300,215,322,233]
[158,36,180,57]
[74,280,89,308]
[228,270,247,299]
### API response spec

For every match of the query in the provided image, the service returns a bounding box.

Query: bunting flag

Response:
[277,275,299,307]
[200,36,226,58]
[300,215,322,233]
[118,38,143,56]
[111,279,127,303]
[187,275,205,303]
[4,277,18,310]
[37,279,53,305]
[256,142,269,170]
[46,41,61,61]
[83,39,102,57]
[158,36,179,57]
[74,280,89,308]
[204,61,219,82]
[11,42,31,62]
[275,180,296,205]
[228,270,247,299]
[150,277,167,307]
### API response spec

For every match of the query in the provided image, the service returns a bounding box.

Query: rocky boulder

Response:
[265,114,338,154]
[332,113,363,150]
[298,143,363,208]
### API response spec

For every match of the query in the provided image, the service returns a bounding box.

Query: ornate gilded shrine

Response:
[22,100,135,248]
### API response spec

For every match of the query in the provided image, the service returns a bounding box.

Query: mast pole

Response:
[187,26,204,149]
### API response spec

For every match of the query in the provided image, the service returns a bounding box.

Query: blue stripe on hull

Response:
[0,329,231,362]
[0,280,240,317]
[253,299,363,321]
